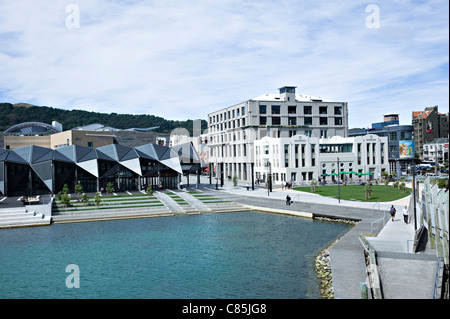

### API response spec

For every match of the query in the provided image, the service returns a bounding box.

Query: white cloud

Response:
[0,0,448,127]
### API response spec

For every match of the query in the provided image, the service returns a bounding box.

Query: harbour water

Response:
[0,211,352,299]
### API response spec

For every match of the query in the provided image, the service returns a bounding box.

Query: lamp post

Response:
[265,160,271,196]
[337,157,340,203]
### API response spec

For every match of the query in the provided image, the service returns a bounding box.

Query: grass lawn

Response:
[293,185,411,202]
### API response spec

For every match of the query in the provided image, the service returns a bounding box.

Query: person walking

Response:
[402,206,409,224]
[286,194,291,206]
[390,205,396,222]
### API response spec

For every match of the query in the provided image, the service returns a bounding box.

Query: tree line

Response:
[0,103,207,135]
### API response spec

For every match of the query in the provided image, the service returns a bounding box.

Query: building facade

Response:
[412,106,449,159]
[2,121,62,150]
[253,134,389,185]
[207,86,349,181]
[349,113,414,175]
[0,142,200,196]
[423,138,449,166]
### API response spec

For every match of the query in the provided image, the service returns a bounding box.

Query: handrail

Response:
[359,234,383,299]
[433,257,444,299]
[372,201,380,216]
[370,212,387,234]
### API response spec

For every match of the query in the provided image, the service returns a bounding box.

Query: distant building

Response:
[2,121,62,149]
[349,113,414,175]
[423,138,449,166]
[254,134,389,185]
[412,106,449,159]
[2,122,169,150]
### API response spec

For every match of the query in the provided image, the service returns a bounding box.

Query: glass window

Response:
[304,105,312,114]
[259,105,267,114]
[335,117,342,125]
[320,117,328,125]
[389,132,397,141]
[288,117,297,125]
[288,106,296,114]
[242,106,245,116]
[260,116,267,125]
[319,106,328,114]
[272,117,281,125]
[271,105,280,114]
[304,117,312,125]
[334,106,342,115]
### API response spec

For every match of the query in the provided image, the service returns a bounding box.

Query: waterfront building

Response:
[207,86,349,182]
[0,142,200,196]
[412,106,449,159]
[349,113,414,175]
[253,134,389,185]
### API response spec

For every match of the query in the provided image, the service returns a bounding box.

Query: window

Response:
[320,117,328,125]
[272,117,281,125]
[389,132,397,141]
[320,129,327,138]
[88,142,93,147]
[335,117,342,125]
[260,116,267,125]
[242,106,245,116]
[334,106,342,115]
[288,106,297,114]
[304,117,312,125]
[288,117,297,125]
[304,105,312,114]
[271,105,280,114]
[259,105,267,114]
[319,106,328,114]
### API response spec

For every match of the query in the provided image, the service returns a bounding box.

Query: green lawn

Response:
[293,185,411,202]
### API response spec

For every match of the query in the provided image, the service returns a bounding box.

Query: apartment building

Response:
[207,86,348,181]
[412,106,449,159]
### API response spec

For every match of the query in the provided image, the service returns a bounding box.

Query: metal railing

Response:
[370,211,387,233]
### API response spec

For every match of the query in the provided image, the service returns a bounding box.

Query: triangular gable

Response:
[76,159,99,178]
[120,158,142,176]
[120,148,139,162]
[30,161,53,192]
[135,144,159,160]
[160,156,183,174]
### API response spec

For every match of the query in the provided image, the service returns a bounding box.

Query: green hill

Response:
[0,102,207,135]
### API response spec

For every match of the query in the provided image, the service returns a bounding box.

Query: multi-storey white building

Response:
[254,134,389,185]
[207,86,349,181]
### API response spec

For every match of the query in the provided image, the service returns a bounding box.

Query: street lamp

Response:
[337,157,340,203]
[265,160,272,196]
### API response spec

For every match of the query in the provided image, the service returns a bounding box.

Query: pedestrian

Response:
[390,205,396,222]
[179,181,183,190]
[281,182,285,191]
[402,206,409,224]
[246,183,249,191]
[286,194,291,206]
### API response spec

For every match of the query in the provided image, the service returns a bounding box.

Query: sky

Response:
[0,0,448,129]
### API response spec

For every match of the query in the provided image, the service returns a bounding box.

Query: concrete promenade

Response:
[198,176,439,299]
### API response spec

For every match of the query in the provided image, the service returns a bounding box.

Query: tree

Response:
[365,182,373,200]
[75,181,83,200]
[310,178,317,193]
[146,185,153,197]
[60,192,71,211]
[232,174,238,187]
[94,192,101,208]
[106,182,114,194]
[81,193,89,205]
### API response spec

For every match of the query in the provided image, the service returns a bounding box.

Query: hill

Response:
[0,103,207,135]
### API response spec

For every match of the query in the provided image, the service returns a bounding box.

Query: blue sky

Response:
[0,0,448,128]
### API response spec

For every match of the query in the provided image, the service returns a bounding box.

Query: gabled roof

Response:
[413,110,432,119]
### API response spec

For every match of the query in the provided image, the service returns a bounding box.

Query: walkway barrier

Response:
[372,201,380,216]
[359,234,383,299]
[370,211,387,233]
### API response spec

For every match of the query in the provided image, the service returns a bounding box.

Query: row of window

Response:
[210,106,246,124]
[259,105,343,115]
[259,116,342,126]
